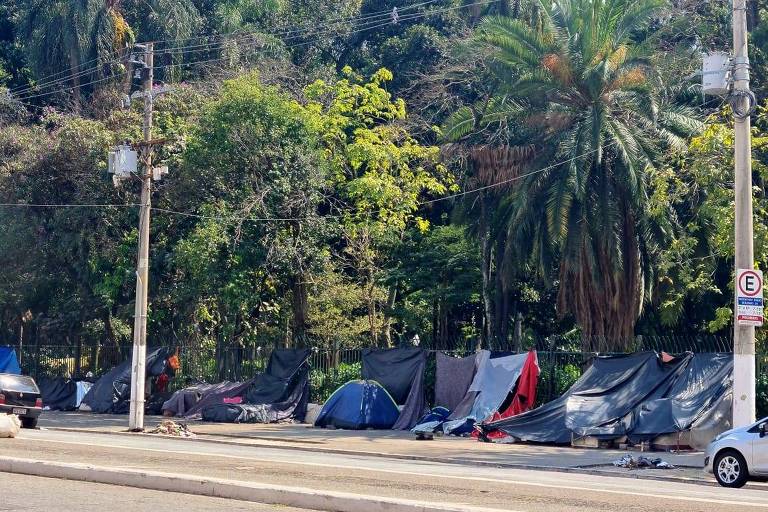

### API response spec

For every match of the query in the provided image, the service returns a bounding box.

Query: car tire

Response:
[714,450,749,488]
[20,417,38,429]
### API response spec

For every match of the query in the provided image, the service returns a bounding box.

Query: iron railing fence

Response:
[3,332,758,405]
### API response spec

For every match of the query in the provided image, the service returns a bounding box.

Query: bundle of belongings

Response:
[612,454,674,469]
[37,376,93,411]
[162,349,311,424]
[0,347,21,374]
[79,347,178,414]
[412,350,539,437]
[315,347,427,430]
[480,352,733,449]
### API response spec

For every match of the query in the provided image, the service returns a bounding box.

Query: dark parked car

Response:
[0,373,42,428]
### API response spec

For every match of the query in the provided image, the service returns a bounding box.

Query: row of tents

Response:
[19,344,734,448]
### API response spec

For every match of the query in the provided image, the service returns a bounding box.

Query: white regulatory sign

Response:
[736,268,764,327]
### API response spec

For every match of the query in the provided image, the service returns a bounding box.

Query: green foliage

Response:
[759,371,768,420]
[444,1,701,349]
[653,105,768,334]
[3,0,767,360]
[310,362,362,403]
[536,362,581,406]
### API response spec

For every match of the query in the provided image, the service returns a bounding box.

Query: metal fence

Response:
[3,333,763,406]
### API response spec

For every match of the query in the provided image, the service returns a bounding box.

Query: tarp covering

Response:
[362,347,426,430]
[435,352,477,411]
[628,352,733,441]
[483,352,733,444]
[0,347,21,375]
[162,381,243,417]
[442,351,529,434]
[80,347,173,414]
[497,350,539,419]
[314,380,400,430]
[38,377,78,411]
[196,349,311,423]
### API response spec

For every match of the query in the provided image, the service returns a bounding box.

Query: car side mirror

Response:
[760,423,768,438]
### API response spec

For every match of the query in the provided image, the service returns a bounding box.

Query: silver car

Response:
[705,416,768,487]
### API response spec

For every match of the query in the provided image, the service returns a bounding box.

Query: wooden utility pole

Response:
[128,43,154,432]
[732,0,757,427]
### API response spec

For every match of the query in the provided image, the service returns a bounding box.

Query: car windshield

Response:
[0,374,39,393]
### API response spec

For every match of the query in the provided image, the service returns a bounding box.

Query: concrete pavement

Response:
[38,411,705,470]
[2,427,767,511]
[0,472,309,512]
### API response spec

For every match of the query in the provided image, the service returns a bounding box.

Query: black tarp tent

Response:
[482,352,733,444]
[362,347,426,430]
[38,377,78,411]
[80,347,173,414]
[197,349,311,423]
[162,381,243,417]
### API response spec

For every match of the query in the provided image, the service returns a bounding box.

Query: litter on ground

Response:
[148,419,196,437]
[612,455,675,469]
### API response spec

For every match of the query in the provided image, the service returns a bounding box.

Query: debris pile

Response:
[612,455,674,469]
[0,414,21,438]
[148,419,195,438]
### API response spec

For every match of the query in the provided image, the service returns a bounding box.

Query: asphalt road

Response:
[5,428,768,512]
[0,473,308,512]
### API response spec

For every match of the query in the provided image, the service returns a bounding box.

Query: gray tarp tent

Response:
[483,352,733,444]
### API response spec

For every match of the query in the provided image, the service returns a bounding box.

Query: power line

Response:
[418,142,619,206]
[15,0,498,100]
[155,1,496,73]
[10,0,449,100]
[0,203,140,208]
[150,142,615,223]
[153,0,445,57]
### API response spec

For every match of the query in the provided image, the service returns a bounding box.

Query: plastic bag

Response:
[0,413,22,438]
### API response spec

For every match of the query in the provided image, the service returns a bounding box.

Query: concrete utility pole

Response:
[128,42,154,432]
[732,0,757,427]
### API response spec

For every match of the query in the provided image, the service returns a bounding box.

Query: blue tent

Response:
[0,347,21,374]
[315,380,400,430]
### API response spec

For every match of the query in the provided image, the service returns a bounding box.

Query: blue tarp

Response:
[0,347,21,374]
[315,380,400,430]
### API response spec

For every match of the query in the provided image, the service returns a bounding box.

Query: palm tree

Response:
[16,0,201,105]
[16,0,134,105]
[445,0,700,350]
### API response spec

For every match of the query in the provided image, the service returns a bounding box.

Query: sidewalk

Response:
[40,411,705,473]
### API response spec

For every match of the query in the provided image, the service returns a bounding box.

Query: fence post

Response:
[75,334,82,377]
[34,337,41,380]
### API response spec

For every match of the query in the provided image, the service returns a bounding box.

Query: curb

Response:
[45,426,719,488]
[0,456,510,512]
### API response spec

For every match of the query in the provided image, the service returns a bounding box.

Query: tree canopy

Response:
[0,0,763,357]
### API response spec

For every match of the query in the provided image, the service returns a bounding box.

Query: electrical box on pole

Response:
[702,52,731,96]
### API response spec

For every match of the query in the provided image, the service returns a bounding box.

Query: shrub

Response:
[310,362,362,403]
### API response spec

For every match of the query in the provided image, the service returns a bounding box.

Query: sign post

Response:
[736,269,764,327]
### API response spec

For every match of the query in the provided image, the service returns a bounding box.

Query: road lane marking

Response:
[19,432,768,509]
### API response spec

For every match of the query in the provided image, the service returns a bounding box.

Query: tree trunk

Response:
[558,206,642,352]
[513,309,523,352]
[291,276,309,347]
[102,309,121,356]
[382,284,398,347]
[480,195,495,349]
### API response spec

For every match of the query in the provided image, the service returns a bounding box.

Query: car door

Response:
[752,420,768,475]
